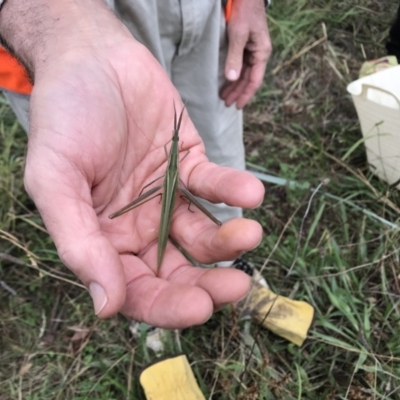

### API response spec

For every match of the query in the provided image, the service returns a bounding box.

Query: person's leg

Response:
[170,1,244,222]
[113,0,176,74]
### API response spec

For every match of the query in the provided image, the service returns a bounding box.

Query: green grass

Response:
[2,0,400,398]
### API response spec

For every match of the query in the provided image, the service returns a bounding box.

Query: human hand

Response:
[220,0,272,109]
[3,1,265,328]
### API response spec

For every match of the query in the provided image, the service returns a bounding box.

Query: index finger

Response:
[184,161,265,209]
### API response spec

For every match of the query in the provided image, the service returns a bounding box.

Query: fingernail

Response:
[227,69,238,81]
[89,282,108,315]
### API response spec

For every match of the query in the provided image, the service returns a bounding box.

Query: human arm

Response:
[0,0,265,328]
[220,0,272,109]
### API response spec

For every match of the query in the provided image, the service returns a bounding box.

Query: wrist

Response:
[0,0,129,81]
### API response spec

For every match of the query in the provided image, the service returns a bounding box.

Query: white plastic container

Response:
[347,66,400,188]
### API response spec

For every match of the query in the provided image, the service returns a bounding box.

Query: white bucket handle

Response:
[360,83,400,107]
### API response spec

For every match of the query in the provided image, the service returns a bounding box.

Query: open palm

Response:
[24,37,264,328]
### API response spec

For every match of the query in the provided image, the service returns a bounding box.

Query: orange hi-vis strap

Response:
[225,0,270,21]
[224,0,233,21]
[0,46,33,95]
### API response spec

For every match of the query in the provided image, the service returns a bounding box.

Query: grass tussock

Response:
[2,0,400,399]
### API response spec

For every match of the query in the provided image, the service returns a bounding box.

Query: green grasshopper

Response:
[109,105,222,271]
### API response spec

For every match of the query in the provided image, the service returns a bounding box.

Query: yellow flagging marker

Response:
[237,281,314,347]
[140,355,205,400]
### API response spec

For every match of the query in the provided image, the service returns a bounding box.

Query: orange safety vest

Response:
[0,46,33,95]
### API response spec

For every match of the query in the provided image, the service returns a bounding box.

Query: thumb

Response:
[25,174,126,318]
[225,25,248,81]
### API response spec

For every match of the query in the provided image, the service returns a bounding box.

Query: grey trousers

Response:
[3,0,244,222]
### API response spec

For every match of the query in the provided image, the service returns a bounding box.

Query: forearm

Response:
[0,0,124,80]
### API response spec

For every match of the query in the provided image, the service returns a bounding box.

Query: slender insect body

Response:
[109,105,221,273]
[156,109,185,270]
[157,131,180,269]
